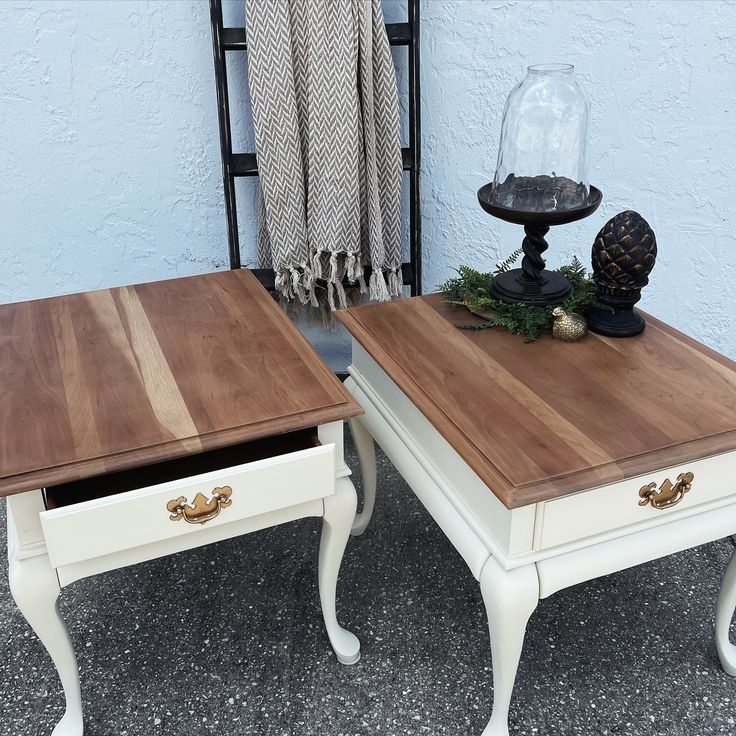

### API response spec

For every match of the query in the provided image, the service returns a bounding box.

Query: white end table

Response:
[339,293,736,735]
[2,270,363,735]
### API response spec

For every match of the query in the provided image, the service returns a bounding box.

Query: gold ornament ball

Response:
[552,307,588,342]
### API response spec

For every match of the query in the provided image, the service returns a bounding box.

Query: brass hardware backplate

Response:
[638,472,694,510]
[167,486,233,525]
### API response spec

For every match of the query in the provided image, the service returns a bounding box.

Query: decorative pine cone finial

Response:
[587,210,657,338]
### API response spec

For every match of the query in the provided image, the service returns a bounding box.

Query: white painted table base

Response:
[345,353,736,736]
[7,422,360,736]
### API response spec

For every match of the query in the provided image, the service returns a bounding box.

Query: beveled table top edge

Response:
[0,269,363,497]
[0,402,361,498]
[337,295,736,509]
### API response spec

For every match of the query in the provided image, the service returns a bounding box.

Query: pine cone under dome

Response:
[592,210,657,296]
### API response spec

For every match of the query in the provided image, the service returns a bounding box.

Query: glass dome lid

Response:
[492,63,591,213]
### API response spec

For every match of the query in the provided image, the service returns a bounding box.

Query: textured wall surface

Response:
[413,0,736,358]
[1,1,735,358]
[0,1,230,298]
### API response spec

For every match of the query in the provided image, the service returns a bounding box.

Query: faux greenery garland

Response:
[440,251,609,342]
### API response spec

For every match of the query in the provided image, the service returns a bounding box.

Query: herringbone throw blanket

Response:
[246,0,403,308]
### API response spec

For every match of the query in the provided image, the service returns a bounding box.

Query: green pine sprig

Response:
[494,248,523,274]
[440,254,610,342]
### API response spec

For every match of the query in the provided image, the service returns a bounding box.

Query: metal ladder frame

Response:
[209,0,422,296]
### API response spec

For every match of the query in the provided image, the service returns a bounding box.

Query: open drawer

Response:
[41,430,334,569]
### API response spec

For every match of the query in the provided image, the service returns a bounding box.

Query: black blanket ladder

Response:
[209,0,422,296]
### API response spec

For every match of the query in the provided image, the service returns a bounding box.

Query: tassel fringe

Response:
[334,279,348,310]
[311,249,324,281]
[275,269,293,300]
[275,265,311,305]
[369,269,390,302]
[388,267,402,298]
[276,257,400,311]
[292,269,306,304]
[328,251,339,285]
[345,252,364,283]
[346,253,357,282]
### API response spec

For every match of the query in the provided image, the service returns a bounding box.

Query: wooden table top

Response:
[338,294,736,509]
[0,269,361,497]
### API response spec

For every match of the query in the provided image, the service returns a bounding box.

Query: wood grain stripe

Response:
[114,286,202,454]
[649,319,736,387]
[55,299,106,476]
[413,300,615,467]
[337,307,515,497]
[0,299,75,478]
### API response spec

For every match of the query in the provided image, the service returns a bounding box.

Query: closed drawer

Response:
[537,450,736,550]
[40,431,334,568]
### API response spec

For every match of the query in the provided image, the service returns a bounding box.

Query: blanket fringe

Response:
[369,269,390,302]
[277,256,397,310]
[308,282,319,308]
[308,250,322,307]
[291,269,306,304]
[345,252,362,282]
[334,279,348,310]
[275,269,292,300]
[328,251,339,285]
[388,267,402,298]
[275,266,312,305]
[346,253,357,281]
[346,252,368,295]
[311,250,324,281]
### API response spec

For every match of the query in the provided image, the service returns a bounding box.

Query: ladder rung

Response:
[401,146,412,170]
[231,148,412,177]
[386,22,411,45]
[221,27,246,51]
[229,153,258,176]
[221,22,411,52]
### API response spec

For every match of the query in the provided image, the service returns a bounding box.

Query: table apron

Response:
[7,490,325,588]
[537,500,736,598]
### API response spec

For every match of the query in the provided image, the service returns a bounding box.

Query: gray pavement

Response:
[1,435,735,735]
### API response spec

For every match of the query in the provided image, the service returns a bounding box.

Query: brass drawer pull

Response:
[638,472,694,510]
[167,486,233,525]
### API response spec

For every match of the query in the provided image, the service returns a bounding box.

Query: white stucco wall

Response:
[1,1,735,361]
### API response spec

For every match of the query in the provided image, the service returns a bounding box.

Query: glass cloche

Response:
[492,64,590,213]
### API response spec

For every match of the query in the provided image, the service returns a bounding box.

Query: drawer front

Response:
[538,451,736,550]
[41,443,335,568]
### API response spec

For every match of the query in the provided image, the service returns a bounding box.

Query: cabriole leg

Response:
[8,549,84,735]
[348,416,377,536]
[480,557,539,736]
[318,476,361,665]
[716,543,736,676]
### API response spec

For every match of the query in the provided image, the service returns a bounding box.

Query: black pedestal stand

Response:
[477,183,602,306]
[587,307,645,337]
[587,280,647,337]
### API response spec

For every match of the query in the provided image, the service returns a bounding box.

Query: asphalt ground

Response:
[2,435,735,735]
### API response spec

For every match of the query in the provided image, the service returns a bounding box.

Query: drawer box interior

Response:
[44,429,320,511]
